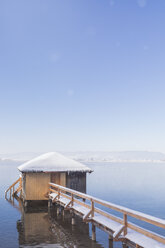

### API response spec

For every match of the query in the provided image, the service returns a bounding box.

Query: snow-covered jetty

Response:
[5,152,165,248]
[49,183,165,248]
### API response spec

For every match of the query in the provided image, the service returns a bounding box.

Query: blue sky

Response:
[1,0,165,153]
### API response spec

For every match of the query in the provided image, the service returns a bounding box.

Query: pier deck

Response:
[49,183,165,248]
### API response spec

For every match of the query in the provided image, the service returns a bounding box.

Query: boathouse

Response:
[18,152,92,202]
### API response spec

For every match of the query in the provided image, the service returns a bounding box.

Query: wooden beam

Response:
[52,195,59,203]
[83,210,92,221]
[113,225,125,241]
[64,200,73,209]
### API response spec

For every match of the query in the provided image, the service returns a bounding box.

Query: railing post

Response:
[91,199,94,217]
[19,177,21,187]
[123,213,127,235]
[58,187,60,199]
[71,193,74,207]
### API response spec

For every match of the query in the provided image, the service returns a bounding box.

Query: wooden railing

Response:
[49,183,165,245]
[5,177,22,199]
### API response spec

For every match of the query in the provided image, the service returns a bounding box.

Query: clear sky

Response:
[1,0,165,153]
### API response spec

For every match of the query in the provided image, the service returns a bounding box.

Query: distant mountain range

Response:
[0,151,165,165]
[64,151,165,163]
[0,158,23,166]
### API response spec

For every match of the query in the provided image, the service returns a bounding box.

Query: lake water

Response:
[0,162,165,248]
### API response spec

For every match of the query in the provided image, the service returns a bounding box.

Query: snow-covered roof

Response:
[18,152,93,173]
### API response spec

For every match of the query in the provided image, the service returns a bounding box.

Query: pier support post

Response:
[62,209,65,220]
[108,234,113,240]
[108,234,113,246]
[92,224,96,241]
[48,200,51,208]
[24,200,28,207]
[57,207,60,216]
[108,237,113,248]
[71,213,75,225]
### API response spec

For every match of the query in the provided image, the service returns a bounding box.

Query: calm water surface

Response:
[0,162,165,248]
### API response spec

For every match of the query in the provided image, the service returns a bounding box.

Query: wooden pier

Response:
[48,183,165,248]
[5,179,165,248]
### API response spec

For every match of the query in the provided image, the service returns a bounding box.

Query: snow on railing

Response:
[49,182,165,246]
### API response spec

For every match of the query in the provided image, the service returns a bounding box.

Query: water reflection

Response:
[14,200,105,248]
[4,194,126,248]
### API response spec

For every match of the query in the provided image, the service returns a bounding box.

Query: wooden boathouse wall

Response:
[66,172,86,193]
[22,172,87,201]
[22,173,50,201]
[51,172,66,187]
